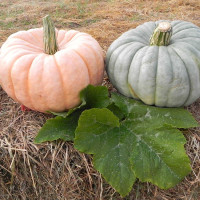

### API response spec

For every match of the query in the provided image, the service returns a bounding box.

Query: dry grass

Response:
[0,0,200,199]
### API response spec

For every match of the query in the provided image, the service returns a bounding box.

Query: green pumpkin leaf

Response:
[122,120,191,190]
[49,85,110,117]
[80,84,110,108]
[48,104,86,118]
[75,95,198,197]
[34,110,81,144]
[111,92,199,129]
[107,103,125,121]
[75,108,136,197]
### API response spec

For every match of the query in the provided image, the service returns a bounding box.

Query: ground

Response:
[0,0,200,199]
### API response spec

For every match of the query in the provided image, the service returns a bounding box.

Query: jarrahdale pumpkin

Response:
[0,16,104,113]
[106,20,200,107]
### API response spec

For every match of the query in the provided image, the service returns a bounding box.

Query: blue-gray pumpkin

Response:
[106,21,200,107]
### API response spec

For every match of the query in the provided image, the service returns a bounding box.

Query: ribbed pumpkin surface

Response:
[0,28,104,112]
[106,21,200,107]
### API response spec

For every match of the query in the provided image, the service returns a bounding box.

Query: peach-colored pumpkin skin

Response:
[0,28,104,112]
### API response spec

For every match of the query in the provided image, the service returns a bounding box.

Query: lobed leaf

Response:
[75,94,199,196]
[34,110,81,144]
[75,108,136,197]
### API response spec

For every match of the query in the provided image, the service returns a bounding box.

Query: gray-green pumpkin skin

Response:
[106,20,200,107]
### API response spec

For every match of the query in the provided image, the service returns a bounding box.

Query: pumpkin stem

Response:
[43,15,58,55]
[150,22,172,46]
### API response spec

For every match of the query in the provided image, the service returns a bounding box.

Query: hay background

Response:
[0,0,200,199]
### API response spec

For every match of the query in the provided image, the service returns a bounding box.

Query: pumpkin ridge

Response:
[139,22,156,37]
[41,55,60,112]
[169,46,191,106]
[59,30,79,48]
[110,42,140,97]
[56,30,66,46]
[129,29,148,41]
[106,40,145,68]
[172,27,200,37]
[165,47,173,106]
[171,21,191,30]
[8,38,43,52]
[173,41,200,57]
[86,44,104,85]
[110,42,136,63]
[133,24,153,41]
[138,46,158,105]
[173,41,200,52]
[127,46,147,98]
[40,56,51,112]
[1,45,39,58]
[53,55,67,109]
[111,43,136,90]
[1,37,43,53]
[12,33,43,51]
[173,21,199,32]
[28,28,43,42]
[131,30,149,42]
[26,55,38,111]
[27,29,44,46]
[171,44,200,105]
[71,49,90,83]
[68,32,89,43]
[170,38,200,51]
[120,37,147,45]
[171,34,200,41]
[170,20,182,27]
[6,51,34,103]
[28,54,48,112]
[80,42,104,80]
[10,54,36,106]
[127,45,147,99]
[172,36,200,41]
[85,40,104,57]
[154,47,159,105]
[135,46,150,101]
[6,44,42,54]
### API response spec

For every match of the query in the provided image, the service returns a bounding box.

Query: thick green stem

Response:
[150,22,172,46]
[43,15,58,55]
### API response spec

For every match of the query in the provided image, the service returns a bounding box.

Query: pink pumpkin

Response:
[0,16,104,113]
